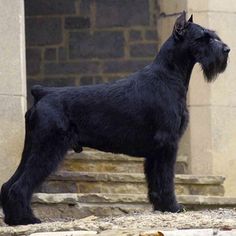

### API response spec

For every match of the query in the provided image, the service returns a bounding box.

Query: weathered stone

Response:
[61,158,144,173]
[95,0,149,27]
[1,207,236,235]
[80,0,92,16]
[94,77,104,84]
[103,60,150,73]
[25,0,76,16]
[26,17,62,46]
[69,31,124,59]
[43,77,75,87]
[129,30,142,41]
[0,0,26,96]
[44,62,100,75]
[0,96,25,185]
[80,76,93,86]
[32,193,78,204]
[65,17,90,29]
[145,30,158,40]
[58,47,67,61]
[30,231,97,236]
[130,43,157,57]
[42,171,225,196]
[49,171,225,185]
[44,48,57,61]
[26,48,42,75]
[38,181,77,193]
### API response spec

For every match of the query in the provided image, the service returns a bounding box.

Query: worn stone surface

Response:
[0,0,26,186]
[30,231,97,236]
[40,170,225,196]
[95,0,149,27]
[65,17,90,29]
[26,17,62,46]
[25,0,76,16]
[129,30,142,41]
[103,60,150,73]
[63,151,188,174]
[22,193,236,221]
[1,209,236,235]
[69,31,124,59]
[44,62,100,75]
[48,171,225,184]
[44,48,57,61]
[26,48,42,75]
[130,43,157,58]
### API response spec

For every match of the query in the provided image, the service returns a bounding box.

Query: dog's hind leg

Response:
[3,108,70,226]
[1,109,34,208]
[144,145,183,213]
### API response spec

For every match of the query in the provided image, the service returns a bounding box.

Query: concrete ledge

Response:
[49,171,225,185]
[66,150,188,164]
[32,193,236,206]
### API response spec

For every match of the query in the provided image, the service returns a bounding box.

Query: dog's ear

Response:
[173,11,188,40]
[188,14,193,23]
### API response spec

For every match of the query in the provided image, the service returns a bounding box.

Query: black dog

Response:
[1,11,230,225]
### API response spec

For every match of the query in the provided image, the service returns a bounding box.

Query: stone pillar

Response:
[0,1,26,185]
[158,0,236,196]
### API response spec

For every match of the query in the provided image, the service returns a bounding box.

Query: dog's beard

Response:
[200,52,228,82]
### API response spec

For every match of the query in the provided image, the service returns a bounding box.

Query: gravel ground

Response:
[0,208,236,235]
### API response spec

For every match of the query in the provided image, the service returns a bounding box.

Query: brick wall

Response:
[25,0,159,106]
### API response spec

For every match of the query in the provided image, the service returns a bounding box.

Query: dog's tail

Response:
[31,85,50,104]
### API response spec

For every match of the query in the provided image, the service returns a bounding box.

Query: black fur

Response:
[1,11,230,225]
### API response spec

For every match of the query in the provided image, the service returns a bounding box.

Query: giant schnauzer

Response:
[1,11,230,225]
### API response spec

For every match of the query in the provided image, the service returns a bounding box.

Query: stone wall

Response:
[0,0,26,185]
[25,0,159,106]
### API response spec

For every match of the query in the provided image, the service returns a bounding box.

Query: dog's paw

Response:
[4,216,41,226]
[154,203,186,213]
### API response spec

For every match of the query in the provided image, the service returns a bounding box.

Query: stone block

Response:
[188,65,211,106]
[30,231,97,236]
[25,0,76,16]
[129,30,142,41]
[58,47,67,61]
[158,0,187,15]
[0,95,26,185]
[26,17,62,46]
[95,0,149,27]
[130,43,157,57]
[103,60,150,73]
[43,77,76,87]
[80,76,94,85]
[26,48,42,76]
[187,0,236,12]
[0,0,26,96]
[44,48,57,61]
[210,107,236,196]
[65,17,90,29]
[145,30,158,40]
[44,62,100,75]
[188,106,213,175]
[69,31,124,59]
[80,0,92,16]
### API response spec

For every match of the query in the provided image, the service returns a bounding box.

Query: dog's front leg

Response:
[144,145,184,213]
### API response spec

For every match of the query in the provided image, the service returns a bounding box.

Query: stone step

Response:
[30,193,236,221]
[59,150,188,174]
[39,171,225,196]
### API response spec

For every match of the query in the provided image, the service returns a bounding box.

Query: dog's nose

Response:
[223,45,230,53]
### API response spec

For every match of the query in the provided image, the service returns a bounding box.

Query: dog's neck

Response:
[154,36,196,90]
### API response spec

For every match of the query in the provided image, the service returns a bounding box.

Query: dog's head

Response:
[173,11,230,82]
